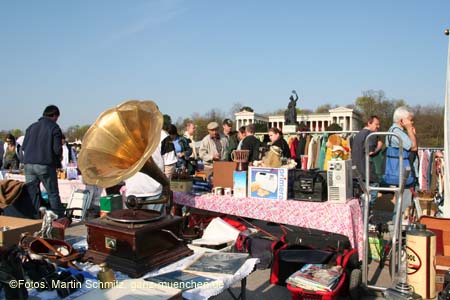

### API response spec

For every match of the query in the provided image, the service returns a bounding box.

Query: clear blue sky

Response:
[1,0,449,132]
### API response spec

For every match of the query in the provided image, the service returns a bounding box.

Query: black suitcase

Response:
[235,230,281,270]
[284,227,352,253]
[243,220,352,253]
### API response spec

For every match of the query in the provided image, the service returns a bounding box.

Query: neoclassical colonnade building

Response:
[234,106,362,133]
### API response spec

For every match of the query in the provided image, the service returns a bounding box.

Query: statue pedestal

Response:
[283,125,297,134]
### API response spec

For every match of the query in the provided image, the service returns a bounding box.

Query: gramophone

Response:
[78,100,192,278]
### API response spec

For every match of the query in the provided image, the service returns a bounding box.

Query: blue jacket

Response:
[22,117,63,167]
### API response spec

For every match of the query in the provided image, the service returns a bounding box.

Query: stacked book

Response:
[286,264,344,292]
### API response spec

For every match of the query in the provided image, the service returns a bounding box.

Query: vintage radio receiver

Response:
[327,160,353,203]
[291,169,327,202]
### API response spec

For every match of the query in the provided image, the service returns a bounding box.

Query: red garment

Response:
[289,137,298,159]
[222,217,247,232]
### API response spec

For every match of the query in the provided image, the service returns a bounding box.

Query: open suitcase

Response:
[286,249,359,300]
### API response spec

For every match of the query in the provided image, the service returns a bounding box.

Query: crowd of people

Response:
[111,104,420,229]
[1,104,420,226]
[351,106,419,225]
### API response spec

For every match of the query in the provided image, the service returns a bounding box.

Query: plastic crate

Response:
[286,272,346,300]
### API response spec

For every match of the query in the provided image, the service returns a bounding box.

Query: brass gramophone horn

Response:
[78,100,170,208]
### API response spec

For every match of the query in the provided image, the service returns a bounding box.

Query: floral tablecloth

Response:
[174,192,363,260]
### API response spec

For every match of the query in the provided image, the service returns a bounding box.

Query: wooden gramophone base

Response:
[84,244,192,278]
[83,214,193,278]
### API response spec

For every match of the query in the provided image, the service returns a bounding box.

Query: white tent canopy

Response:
[443,29,449,217]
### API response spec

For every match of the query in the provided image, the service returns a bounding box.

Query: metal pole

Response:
[360,131,405,290]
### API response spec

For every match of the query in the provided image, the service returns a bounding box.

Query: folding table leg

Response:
[226,277,247,300]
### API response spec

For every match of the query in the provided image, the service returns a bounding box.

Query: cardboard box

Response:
[436,265,450,292]
[99,194,123,213]
[170,179,193,193]
[212,161,236,188]
[233,171,247,198]
[0,216,42,247]
[248,167,290,200]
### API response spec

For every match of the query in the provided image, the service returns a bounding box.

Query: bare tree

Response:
[229,102,243,115]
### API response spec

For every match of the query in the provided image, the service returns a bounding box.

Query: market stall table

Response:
[27,252,258,300]
[174,192,364,260]
[4,173,88,204]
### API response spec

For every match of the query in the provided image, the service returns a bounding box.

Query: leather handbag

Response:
[19,235,80,269]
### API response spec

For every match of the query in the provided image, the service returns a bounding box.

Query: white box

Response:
[248,167,290,200]
[327,159,353,203]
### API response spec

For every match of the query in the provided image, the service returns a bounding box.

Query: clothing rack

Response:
[418,147,444,151]
[292,130,358,134]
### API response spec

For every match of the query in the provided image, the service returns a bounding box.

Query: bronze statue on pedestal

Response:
[284,90,298,125]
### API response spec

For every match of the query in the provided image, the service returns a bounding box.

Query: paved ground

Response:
[64,203,396,300]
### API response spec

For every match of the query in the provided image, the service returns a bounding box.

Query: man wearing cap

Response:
[222,118,239,161]
[199,121,229,175]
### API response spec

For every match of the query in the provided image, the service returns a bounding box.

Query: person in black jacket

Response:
[268,127,290,159]
[240,124,261,164]
[22,105,65,218]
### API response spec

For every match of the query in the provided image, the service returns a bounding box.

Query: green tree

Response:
[298,108,313,114]
[182,108,226,140]
[354,90,381,120]
[64,125,90,142]
[376,99,406,131]
[354,90,405,131]
[254,123,269,133]
[10,129,23,138]
[412,104,444,147]
[240,106,254,112]
[265,108,284,115]
[0,129,23,141]
[315,104,334,113]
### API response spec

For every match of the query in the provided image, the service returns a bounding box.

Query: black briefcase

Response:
[284,227,352,253]
[291,169,327,201]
